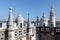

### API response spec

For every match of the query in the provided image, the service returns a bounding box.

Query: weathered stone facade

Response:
[0,5,60,40]
[36,27,60,40]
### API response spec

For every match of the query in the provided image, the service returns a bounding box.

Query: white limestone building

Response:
[0,7,36,40]
[0,5,57,40]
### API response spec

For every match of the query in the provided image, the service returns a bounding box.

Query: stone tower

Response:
[7,8,15,40]
[50,5,56,27]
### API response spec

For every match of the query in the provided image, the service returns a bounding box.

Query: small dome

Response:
[40,13,48,26]
[41,15,47,21]
[16,13,23,21]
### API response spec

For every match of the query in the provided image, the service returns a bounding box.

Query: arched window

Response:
[20,23,22,28]
[43,24,45,27]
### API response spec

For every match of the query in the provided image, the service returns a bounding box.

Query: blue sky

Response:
[0,0,60,21]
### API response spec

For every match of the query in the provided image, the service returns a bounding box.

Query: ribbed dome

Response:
[40,13,48,26]
[16,14,23,21]
[41,15,47,21]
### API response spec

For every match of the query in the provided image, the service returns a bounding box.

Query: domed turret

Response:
[40,12,48,27]
[16,12,24,28]
[16,13,23,21]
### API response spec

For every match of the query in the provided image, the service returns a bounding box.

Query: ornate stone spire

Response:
[51,5,54,9]
[26,13,30,40]
[37,16,39,27]
[42,12,46,18]
[7,8,15,40]
[27,12,31,26]
[50,5,55,16]
[50,5,56,27]
[8,7,13,28]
